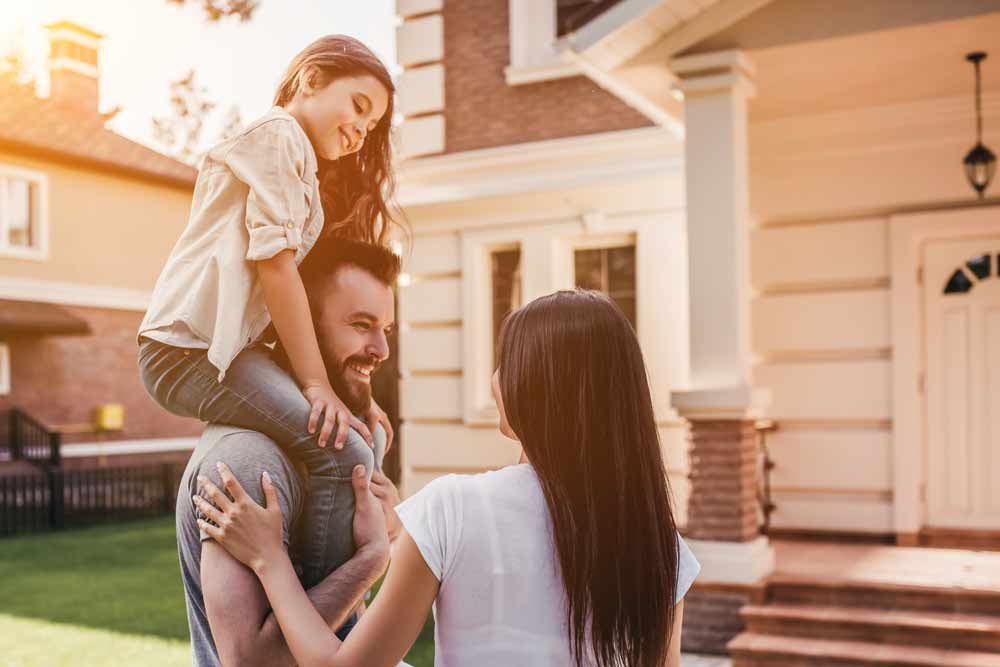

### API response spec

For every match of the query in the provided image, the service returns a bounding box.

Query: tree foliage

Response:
[152,69,217,164]
[165,0,259,22]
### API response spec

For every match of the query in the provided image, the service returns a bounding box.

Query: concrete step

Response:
[741,603,1000,653]
[728,633,1000,667]
[767,575,1000,616]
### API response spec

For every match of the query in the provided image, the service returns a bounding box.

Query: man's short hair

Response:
[299,238,402,290]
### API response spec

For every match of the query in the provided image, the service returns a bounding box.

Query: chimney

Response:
[44,21,103,111]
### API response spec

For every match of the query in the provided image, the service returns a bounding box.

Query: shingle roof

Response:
[0,76,197,189]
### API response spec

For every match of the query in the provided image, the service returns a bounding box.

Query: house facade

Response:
[0,21,201,462]
[393,0,1000,657]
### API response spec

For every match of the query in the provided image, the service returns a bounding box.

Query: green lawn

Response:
[0,517,434,666]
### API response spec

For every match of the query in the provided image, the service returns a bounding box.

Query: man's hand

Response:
[351,465,390,571]
[370,469,402,542]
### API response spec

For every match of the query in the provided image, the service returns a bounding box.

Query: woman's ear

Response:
[299,65,322,96]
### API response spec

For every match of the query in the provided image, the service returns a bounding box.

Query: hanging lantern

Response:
[963,52,996,199]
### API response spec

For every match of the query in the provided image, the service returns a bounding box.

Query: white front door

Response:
[923,236,1000,530]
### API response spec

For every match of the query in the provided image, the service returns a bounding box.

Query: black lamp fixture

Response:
[964,52,996,199]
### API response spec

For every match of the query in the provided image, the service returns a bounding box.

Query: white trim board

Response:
[62,437,198,458]
[0,343,10,395]
[397,127,682,206]
[888,204,1000,535]
[0,276,151,311]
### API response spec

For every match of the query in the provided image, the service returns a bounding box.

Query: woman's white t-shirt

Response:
[395,464,701,667]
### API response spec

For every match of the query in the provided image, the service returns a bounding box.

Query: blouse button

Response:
[286,222,294,229]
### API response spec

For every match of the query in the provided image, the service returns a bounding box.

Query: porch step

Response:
[741,603,1000,652]
[728,633,1000,667]
[767,575,1000,616]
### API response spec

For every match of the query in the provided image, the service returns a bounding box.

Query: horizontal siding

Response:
[751,218,888,289]
[401,422,519,469]
[767,429,891,492]
[399,277,461,322]
[754,360,891,420]
[753,289,890,353]
[400,377,462,419]
[407,233,461,275]
[400,326,462,372]
[770,493,893,534]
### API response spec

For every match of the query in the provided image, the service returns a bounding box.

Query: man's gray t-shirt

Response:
[176,424,307,667]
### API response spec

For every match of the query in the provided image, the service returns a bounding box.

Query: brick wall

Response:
[0,305,202,445]
[443,0,652,153]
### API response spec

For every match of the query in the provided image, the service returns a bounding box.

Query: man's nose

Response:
[366,330,389,361]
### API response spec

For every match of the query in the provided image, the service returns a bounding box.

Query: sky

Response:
[0,0,398,152]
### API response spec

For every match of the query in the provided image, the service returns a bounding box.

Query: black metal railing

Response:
[756,420,777,534]
[0,462,185,537]
[6,409,61,467]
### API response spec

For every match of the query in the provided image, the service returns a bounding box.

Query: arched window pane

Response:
[966,254,991,280]
[943,269,973,294]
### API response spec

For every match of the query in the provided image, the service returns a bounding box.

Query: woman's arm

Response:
[665,600,684,667]
[256,250,371,449]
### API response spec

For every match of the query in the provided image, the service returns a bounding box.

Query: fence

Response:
[0,462,186,538]
[3,409,61,466]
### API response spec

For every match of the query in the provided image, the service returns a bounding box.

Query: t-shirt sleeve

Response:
[222,119,311,261]
[193,430,304,548]
[675,533,701,604]
[394,475,464,582]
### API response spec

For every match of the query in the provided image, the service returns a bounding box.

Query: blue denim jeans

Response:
[138,337,385,587]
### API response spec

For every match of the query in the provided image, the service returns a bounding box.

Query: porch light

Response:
[963,52,996,199]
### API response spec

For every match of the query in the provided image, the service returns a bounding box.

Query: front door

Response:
[923,236,1000,529]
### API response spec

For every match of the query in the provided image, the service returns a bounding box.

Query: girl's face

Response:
[293,70,390,161]
[492,369,517,441]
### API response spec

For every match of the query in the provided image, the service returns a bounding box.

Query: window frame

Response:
[571,233,638,327]
[0,164,50,261]
[506,0,581,86]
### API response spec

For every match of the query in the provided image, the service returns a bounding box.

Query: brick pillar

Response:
[686,419,760,542]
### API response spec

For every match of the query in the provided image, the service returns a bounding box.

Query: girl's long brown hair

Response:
[274,35,400,245]
[497,290,680,667]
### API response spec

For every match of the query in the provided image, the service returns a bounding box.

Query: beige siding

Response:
[400,377,462,420]
[770,493,893,534]
[406,233,461,275]
[756,360,891,421]
[400,326,462,372]
[753,289,890,354]
[0,151,192,293]
[399,277,461,322]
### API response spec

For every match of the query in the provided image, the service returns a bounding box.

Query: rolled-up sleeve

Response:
[222,119,310,261]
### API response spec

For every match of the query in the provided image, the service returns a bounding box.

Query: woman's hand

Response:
[302,381,373,450]
[195,461,285,575]
[365,398,394,453]
[369,469,402,542]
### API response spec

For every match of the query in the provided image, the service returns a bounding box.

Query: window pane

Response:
[574,244,637,329]
[492,248,521,364]
[5,177,33,248]
[966,254,991,281]
[943,269,973,295]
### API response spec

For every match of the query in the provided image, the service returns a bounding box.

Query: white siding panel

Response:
[402,422,520,469]
[768,429,891,491]
[400,326,461,372]
[396,0,442,19]
[407,233,461,275]
[751,219,888,288]
[396,14,444,66]
[755,360,891,420]
[399,114,445,158]
[770,494,893,533]
[400,277,461,322]
[753,289,890,353]
[400,377,461,419]
[398,64,445,117]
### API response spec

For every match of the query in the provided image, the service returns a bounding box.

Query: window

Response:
[574,243,636,328]
[943,251,998,294]
[0,167,48,259]
[491,247,522,364]
[506,0,581,85]
[0,344,9,396]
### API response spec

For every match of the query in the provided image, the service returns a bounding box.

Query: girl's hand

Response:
[301,381,373,449]
[365,399,395,453]
[370,469,402,542]
[195,462,284,574]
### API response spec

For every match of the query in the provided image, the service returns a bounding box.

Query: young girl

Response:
[138,35,399,587]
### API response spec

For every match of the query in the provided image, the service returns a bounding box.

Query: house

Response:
[0,21,201,466]
[392,0,1000,662]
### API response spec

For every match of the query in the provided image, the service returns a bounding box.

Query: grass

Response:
[0,517,434,666]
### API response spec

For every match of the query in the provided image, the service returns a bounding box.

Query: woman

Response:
[196,290,700,666]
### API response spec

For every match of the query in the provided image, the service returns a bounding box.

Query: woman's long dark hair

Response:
[497,290,680,667]
[273,35,401,245]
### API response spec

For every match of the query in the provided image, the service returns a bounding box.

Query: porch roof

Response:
[0,299,92,336]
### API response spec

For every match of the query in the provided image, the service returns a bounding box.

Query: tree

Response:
[165,0,259,22]
[152,69,217,165]
[217,105,245,142]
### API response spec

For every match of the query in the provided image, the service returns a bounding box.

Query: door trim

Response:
[889,205,1000,537]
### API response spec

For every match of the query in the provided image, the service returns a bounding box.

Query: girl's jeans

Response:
[138,337,385,588]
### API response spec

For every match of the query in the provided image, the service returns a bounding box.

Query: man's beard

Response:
[329,353,379,415]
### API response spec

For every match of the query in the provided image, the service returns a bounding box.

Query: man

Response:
[175,239,404,666]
